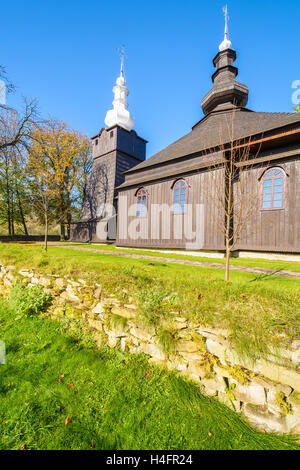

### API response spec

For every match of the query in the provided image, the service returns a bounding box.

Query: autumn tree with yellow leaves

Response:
[27,152,57,252]
[29,120,92,240]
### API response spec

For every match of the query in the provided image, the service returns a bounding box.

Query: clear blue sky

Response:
[2,0,300,157]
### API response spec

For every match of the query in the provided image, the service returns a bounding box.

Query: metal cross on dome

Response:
[223,5,229,36]
[117,45,128,75]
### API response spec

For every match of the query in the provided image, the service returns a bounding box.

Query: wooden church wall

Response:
[117,156,300,253]
[117,169,225,250]
[235,157,300,253]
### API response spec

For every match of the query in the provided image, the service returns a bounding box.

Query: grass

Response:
[0,221,60,236]
[0,298,299,450]
[0,243,299,362]
[62,242,300,272]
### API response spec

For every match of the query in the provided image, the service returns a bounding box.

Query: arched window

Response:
[173,179,187,213]
[261,168,285,210]
[136,188,147,217]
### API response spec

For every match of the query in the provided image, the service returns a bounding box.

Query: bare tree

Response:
[0,65,15,104]
[204,110,263,281]
[0,145,21,235]
[0,66,39,236]
[0,107,35,235]
[0,98,38,153]
[0,65,38,154]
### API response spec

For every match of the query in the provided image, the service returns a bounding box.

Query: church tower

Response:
[201,5,248,114]
[70,53,147,242]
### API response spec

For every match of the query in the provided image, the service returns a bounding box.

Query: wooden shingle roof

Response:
[125,108,300,174]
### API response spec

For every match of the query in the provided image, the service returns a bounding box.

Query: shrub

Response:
[10,283,51,317]
[156,329,177,354]
[137,290,168,326]
[110,313,128,330]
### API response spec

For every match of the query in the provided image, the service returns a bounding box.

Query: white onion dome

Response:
[116,75,125,86]
[219,5,232,52]
[219,37,232,51]
[104,68,134,132]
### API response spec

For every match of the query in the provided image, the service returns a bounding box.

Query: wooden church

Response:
[70,17,300,256]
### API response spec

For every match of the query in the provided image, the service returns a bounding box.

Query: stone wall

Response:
[0,262,299,435]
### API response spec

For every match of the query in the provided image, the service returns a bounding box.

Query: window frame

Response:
[136,188,148,218]
[172,179,188,214]
[260,167,286,211]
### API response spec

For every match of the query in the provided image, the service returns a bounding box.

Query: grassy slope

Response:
[0,243,299,360]
[0,301,298,450]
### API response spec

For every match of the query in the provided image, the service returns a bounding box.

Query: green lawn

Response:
[63,242,300,272]
[0,243,299,361]
[0,299,298,450]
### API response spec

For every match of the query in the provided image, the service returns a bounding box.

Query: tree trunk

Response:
[59,187,66,241]
[5,166,11,236]
[44,212,48,253]
[60,222,66,241]
[224,158,233,282]
[8,209,11,236]
[17,188,28,235]
[66,201,71,240]
[67,223,70,240]
[11,197,15,236]
[225,241,230,282]
[224,205,232,281]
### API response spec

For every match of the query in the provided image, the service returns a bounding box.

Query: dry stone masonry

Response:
[0,262,299,435]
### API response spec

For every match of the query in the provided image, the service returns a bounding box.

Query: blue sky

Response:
[2,0,300,157]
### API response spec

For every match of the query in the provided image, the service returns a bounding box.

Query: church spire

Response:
[120,45,125,77]
[201,7,248,115]
[105,46,134,132]
[219,5,232,51]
